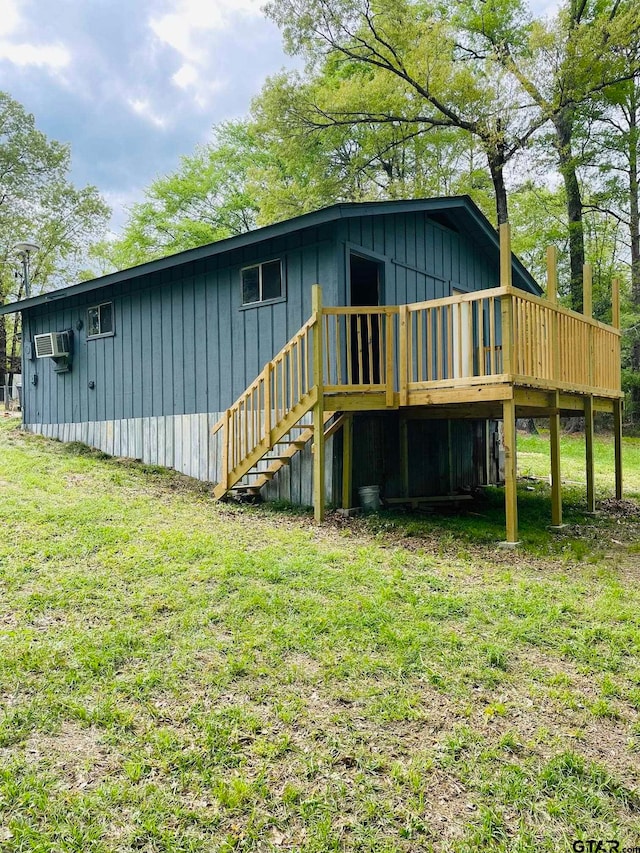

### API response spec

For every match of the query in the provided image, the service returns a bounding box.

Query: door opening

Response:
[349,254,383,384]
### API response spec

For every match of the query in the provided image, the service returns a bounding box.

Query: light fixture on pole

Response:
[14,241,40,299]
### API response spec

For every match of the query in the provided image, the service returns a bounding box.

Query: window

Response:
[241,260,283,305]
[87,302,114,338]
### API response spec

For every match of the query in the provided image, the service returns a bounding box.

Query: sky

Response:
[0,0,293,234]
[1,0,561,239]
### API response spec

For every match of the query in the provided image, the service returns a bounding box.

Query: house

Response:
[0,197,623,543]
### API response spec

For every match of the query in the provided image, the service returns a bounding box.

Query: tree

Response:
[250,66,499,224]
[263,0,549,227]
[587,51,640,418]
[0,91,110,388]
[458,0,640,309]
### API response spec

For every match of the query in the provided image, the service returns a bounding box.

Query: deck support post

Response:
[612,279,623,502]
[584,395,596,514]
[312,285,325,522]
[341,414,353,509]
[613,398,623,501]
[400,416,409,499]
[549,399,563,528]
[502,397,519,545]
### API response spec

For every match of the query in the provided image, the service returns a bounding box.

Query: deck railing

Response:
[322,285,621,398]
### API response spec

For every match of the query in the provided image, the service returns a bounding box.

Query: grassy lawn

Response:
[1,418,639,852]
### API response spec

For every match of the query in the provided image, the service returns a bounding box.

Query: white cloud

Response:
[128,97,168,129]
[0,0,70,70]
[150,0,263,106]
[172,62,199,90]
[0,40,70,69]
[0,0,20,37]
[150,0,263,61]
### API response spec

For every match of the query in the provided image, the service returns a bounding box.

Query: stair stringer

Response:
[212,388,318,500]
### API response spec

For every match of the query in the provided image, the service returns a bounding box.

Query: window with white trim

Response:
[87,302,114,338]
[241,259,283,305]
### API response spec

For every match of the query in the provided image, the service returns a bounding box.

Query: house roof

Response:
[0,196,541,316]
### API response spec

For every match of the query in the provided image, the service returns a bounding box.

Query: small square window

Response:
[241,260,283,305]
[86,302,114,338]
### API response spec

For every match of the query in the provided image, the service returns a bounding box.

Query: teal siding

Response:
[22,225,338,425]
[21,212,503,428]
[338,211,498,305]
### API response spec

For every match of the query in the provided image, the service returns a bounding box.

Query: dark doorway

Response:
[349,254,383,384]
[350,254,381,307]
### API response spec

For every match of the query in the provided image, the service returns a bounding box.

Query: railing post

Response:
[499,223,514,376]
[547,246,561,384]
[583,263,594,389]
[399,305,408,406]
[612,277,620,329]
[264,362,272,444]
[221,408,230,492]
[385,310,395,407]
[312,284,325,522]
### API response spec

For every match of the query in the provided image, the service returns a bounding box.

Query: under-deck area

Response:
[213,227,623,543]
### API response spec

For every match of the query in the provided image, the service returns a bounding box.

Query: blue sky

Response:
[1,0,561,237]
[0,0,293,233]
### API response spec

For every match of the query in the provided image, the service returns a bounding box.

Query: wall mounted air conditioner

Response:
[34,331,71,359]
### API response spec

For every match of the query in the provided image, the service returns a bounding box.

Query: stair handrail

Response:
[211,309,319,492]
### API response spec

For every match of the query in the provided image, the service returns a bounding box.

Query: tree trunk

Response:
[485,142,509,225]
[554,111,585,312]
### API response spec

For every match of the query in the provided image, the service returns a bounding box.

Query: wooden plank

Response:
[502,397,519,544]
[312,284,325,522]
[546,246,558,304]
[399,304,409,406]
[583,263,593,319]
[426,307,433,381]
[499,223,513,288]
[584,394,595,513]
[417,309,424,381]
[613,398,623,500]
[612,277,620,329]
[264,362,272,442]
[549,403,562,527]
[385,312,394,407]
[220,409,230,492]
[500,290,514,376]
[342,414,353,509]
[367,313,374,384]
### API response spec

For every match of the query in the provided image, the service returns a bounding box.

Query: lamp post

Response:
[14,241,39,299]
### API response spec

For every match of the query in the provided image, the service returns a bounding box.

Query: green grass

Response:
[0,419,639,851]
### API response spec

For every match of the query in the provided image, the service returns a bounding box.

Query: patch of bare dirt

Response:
[14,722,120,790]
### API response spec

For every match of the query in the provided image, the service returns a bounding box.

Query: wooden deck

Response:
[212,226,623,543]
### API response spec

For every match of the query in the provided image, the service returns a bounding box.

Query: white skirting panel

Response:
[26,412,333,507]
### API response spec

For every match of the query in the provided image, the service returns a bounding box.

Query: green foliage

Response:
[0,91,110,302]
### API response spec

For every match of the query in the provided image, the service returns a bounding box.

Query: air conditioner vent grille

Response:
[34,332,70,359]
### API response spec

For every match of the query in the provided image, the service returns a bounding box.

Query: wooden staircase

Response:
[225,412,338,500]
[211,309,341,501]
